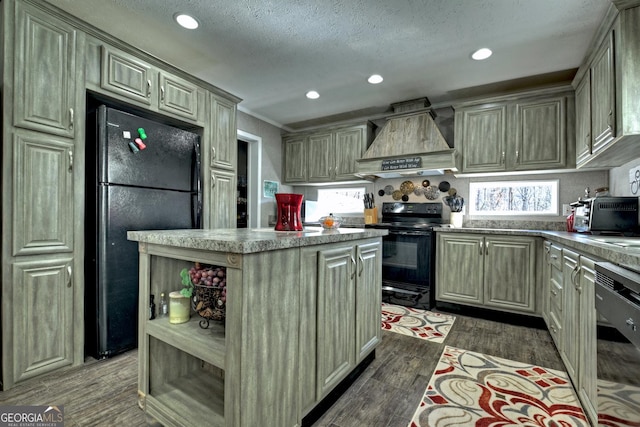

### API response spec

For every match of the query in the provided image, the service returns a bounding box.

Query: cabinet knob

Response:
[350,255,356,280]
[551,289,558,296]
[160,86,165,103]
[358,254,364,277]
[69,107,74,131]
[501,151,505,165]
[515,150,519,164]
[478,240,484,255]
[146,80,152,98]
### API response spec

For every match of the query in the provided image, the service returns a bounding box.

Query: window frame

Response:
[468,179,559,216]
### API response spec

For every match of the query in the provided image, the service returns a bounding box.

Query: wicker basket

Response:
[192,284,225,328]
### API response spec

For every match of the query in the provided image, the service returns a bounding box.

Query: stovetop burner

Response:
[367,202,444,230]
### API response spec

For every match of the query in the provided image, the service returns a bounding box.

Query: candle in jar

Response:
[169,291,190,324]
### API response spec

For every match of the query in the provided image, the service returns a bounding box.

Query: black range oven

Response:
[366,202,443,310]
[594,262,640,426]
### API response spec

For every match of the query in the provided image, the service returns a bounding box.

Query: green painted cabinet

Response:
[316,245,357,397]
[300,238,381,415]
[560,248,580,381]
[457,105,507,173]
[574,5,640,168]
[11,257,75,384]
[436,233,536,315]
[544,241,598,427]
[283,123,373,184]
[283,135,308,183]
[101,44,202,123]
[455,89,574,173]
[14,1,78,138]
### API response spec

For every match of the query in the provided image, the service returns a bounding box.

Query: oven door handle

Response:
[389,230,430,236]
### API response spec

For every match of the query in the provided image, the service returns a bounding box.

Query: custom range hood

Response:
[355,98,460,179]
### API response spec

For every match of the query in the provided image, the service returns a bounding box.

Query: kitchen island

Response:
[127,227,387,427]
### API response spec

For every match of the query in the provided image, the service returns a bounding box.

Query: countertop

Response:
[435,227,640,271]
[127,227,388,254]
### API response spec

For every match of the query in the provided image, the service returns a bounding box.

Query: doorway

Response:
[237,140,248,228]
[237,130,262,228]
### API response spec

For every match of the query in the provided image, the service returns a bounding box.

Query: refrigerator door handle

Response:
[194,141,202,228]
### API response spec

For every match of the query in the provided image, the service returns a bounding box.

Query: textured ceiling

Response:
[45,0,611,130]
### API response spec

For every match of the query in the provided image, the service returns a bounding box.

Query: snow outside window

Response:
[469,180,559,216]
[305,187,366,221]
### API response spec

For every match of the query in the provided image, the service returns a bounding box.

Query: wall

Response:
[293,169,608,230]
[609,156,640,197]
[236,111,285,226]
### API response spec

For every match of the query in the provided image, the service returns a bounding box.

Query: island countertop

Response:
[127,227,388,254]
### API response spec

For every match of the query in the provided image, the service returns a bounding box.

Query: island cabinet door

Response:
[316,245,356,399]
[354,240,382,363]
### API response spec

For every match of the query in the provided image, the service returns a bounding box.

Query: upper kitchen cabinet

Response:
[454,88,575,173]
[283,123,373,184]
[283,135,307,183]
[12,132,74,256]
[100,45,203,124]
[457,104,507,173]
[13,2,78,138]
[573,4,640,168]
[210,93,237,171]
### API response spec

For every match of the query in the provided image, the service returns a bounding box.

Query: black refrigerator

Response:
[85,105,201,359]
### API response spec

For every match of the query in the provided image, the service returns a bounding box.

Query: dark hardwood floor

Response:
[0,307,562,427]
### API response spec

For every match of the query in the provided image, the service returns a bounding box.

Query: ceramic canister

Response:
[169,291,190,324]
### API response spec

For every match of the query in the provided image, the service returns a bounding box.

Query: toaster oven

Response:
[573,196,638,235]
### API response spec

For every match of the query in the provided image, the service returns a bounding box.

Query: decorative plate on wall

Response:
[392,190,403,200]
[384,185,394,195]
[400,180,415,195]
[424,185,440,200]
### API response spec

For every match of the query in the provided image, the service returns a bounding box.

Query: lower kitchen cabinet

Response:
[545,241,598,426]
[561,249,580,380]
[301,239,381,415]
[10,257,75,384]
[543,242,564,348]
[436,233,536,314]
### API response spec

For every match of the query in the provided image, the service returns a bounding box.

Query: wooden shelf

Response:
[146,369,225,427]
[146,316,225,369]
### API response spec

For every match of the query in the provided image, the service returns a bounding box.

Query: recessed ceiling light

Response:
[471,48,492,60]
[306,90,320,99]
[174,13,199,30]
[368,74,384,84]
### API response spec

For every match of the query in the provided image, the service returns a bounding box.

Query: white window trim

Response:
[469,179,559,216]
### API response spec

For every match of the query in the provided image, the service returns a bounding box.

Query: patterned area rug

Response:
[381,303,455,343]
[410,346,590,427]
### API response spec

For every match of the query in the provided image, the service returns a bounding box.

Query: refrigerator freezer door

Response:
[87,185,194,358]
[97,106,199,191]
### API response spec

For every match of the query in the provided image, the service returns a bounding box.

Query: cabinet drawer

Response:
[548,311,562,348]
[549,276,563,317]
[549,245,562,269]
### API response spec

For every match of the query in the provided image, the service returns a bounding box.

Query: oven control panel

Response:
[381,202,442,215]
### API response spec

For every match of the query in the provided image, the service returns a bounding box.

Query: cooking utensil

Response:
[384,185,394,195]
[400,180,415,195]
[424,185,440,200]
[438,181,451,192]
[392,190,403,200]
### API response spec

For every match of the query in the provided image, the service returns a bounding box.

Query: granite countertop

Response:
[127,227,388,254]
[434,227,640,271]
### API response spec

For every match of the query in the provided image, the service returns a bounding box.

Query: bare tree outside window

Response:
[470,181,558,215]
